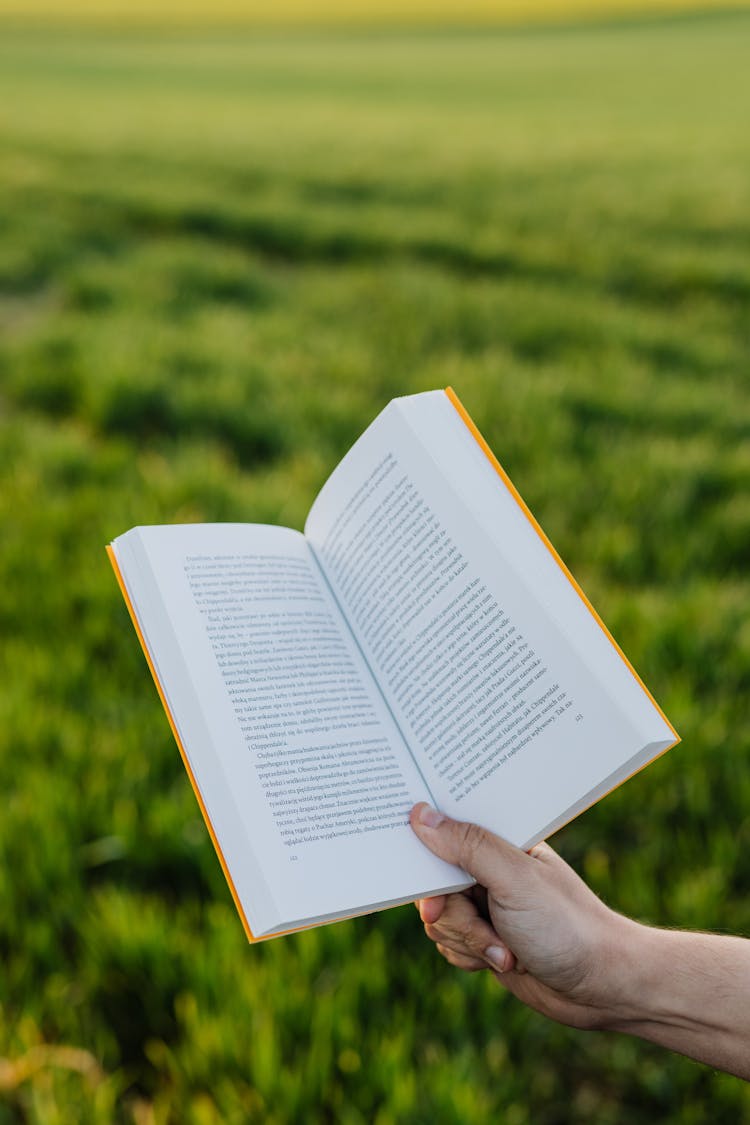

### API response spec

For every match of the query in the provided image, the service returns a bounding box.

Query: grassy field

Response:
[3,0,749,29]
[1,10,750,1123]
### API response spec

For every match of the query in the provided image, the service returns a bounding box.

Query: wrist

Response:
[599,921,717,1034]
[584,911,657,1032]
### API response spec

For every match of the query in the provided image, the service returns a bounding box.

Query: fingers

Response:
[421,888,515,973]
[435,943,486,972]
[416,895,447,924]
[528,841,563,867]
[410,803,528,892]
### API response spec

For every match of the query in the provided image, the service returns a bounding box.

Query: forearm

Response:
[408,806,750,1080]
[604,919,750,1080]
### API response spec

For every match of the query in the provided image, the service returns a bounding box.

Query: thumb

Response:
[409,802,527,891]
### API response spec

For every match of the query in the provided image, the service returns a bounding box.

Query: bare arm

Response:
[410,803,750,1081]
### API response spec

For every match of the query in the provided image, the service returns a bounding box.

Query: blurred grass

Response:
[1,10,750,1123]
[3,0,750,29]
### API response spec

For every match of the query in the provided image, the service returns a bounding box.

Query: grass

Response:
[3,0,749,29]
[1,10,750,1123]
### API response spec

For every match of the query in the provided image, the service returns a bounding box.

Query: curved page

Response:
[113,523,467,937]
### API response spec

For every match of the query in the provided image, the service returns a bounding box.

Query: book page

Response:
[113,523,467,936]
[305,393,672,848]
[410,390,675,749]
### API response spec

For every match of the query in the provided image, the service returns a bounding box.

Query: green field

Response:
[1,11,750,1123]
[4,0,750,27]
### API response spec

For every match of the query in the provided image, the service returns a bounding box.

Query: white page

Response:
[305,393,673,848]
[113,523,467,936]
[398,392,675,749]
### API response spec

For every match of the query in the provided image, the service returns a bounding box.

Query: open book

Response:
[108,388,678,941]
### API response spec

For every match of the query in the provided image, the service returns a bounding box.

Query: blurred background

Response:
[1,1,749,1121]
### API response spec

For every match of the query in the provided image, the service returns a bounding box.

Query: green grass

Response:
[3,0,749,30]
[1,12,750,1123]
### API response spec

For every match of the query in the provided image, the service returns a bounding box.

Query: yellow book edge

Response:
[443,387,680,810]
[107,545,263,942]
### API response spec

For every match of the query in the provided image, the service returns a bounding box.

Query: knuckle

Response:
[437,943,473,972]
[459,821,487,868]
[424,922,442,943]
[431,905,484,958]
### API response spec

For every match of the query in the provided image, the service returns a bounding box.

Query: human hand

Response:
[410,803,635,1031]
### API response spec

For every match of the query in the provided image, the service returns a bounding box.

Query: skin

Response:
[410,803,750,1081]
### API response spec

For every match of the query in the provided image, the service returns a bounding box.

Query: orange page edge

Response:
[443,387,680,814]
[106,545,263,942]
